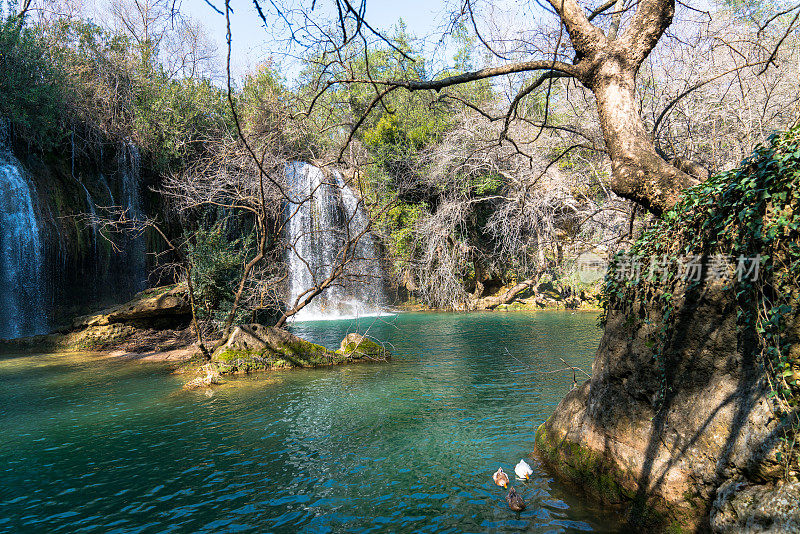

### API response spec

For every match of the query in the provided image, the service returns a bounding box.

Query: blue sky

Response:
[179,0,452,81]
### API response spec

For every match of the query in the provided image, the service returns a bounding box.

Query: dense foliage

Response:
[0,20,64,146]
[1,14,230,171]
[186,223,255,328]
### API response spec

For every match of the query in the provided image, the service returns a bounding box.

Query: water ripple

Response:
[0,311,624,533]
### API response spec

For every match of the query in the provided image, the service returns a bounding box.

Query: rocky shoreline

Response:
[0,285,391,389]
[534,279,800,532]
[397,279,602,313]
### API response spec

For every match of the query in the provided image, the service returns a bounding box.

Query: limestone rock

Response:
[0,284,196,355]
[72,284,191,329]
[711,480,800,533]
[535,279,790,531]
[339,333,388,359]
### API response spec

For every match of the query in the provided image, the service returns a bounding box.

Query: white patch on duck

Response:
[515,459,533,480]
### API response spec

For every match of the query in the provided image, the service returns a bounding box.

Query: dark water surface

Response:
[0,311,620,533]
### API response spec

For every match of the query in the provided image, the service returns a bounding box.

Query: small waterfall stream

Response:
[285,162,387,320]
[118,143,147,292]
[0,152,46,339]
[76,179,98,249]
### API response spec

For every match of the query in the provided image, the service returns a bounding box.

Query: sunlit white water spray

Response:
[0,152,47,338]
[285,162,387,321]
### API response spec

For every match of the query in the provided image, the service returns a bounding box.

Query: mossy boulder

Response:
[210,325,390,375]
[339,333,388,359]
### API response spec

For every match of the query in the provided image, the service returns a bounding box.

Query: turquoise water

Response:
[0,311,618,533]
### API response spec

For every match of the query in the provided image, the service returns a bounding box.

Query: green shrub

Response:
[186,223,255,330]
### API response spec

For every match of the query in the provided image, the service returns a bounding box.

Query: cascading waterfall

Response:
[0,151,46,339]
[285,162,387,320]
[120,143,142,219]
[118,143,147,292]
[99,173,115,205]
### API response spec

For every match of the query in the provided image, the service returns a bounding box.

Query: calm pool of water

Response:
[0,311,620,533]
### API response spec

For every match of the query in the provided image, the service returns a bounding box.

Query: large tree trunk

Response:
[544,0,702,215]
[591,66,698,215]
[472,260,486,298]
[476,279,536,310]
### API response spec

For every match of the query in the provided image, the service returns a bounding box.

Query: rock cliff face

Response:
[0,285,193,355]
[535,279,798,532]
[0,136,159,337]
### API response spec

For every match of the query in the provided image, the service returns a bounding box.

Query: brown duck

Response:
[492,467,510,488]
[506,487,526,512]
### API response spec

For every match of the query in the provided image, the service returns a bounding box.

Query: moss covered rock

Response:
[339,333,389,359]
[210,325,390,375]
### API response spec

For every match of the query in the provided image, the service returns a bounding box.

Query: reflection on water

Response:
[0,311,621,533]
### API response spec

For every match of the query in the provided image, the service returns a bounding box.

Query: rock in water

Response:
[339,333,389,359]
[213,324,337,372]
[211,325,390,374]
[183,363,222,390]
[534,279,796,530]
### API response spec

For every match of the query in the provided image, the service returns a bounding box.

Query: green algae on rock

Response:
[339,332,389,359]
[206,324,390,376]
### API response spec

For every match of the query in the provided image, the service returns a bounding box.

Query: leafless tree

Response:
[244,0,799,216]
[396,110,629,309]
[96,0,220,79]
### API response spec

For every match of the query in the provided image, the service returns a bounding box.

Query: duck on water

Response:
[515,459,533,480]
[492,464,529,513]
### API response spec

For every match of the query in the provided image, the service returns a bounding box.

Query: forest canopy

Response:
[0,0,798,328]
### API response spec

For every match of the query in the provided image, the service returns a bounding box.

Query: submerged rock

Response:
[183,363,222,390]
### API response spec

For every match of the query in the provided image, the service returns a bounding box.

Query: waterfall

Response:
[0,152,46,339]
[120,143,142,220]
[285,162,387,321]
[99,173,115,205]
[118,143,147,292]
[76,179,98,249]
